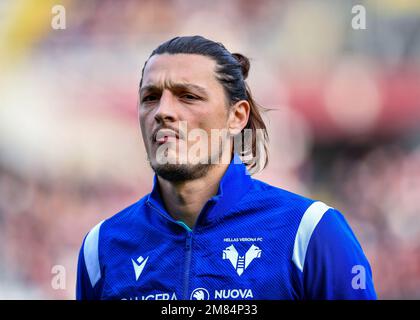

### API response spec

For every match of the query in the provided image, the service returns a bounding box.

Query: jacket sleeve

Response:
[76,237,97,300]
[302,208,377,299]
[76,220,104,300]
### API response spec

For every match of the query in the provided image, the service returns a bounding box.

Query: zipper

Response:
[183,231,193,300]
[147,201,194,300]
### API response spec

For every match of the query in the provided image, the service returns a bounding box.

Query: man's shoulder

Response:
[105,195,149,225]
[83,194,150,242]
[236,178,341,232]
[243,178,318,213]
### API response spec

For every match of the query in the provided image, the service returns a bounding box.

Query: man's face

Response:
[138,53,231,181]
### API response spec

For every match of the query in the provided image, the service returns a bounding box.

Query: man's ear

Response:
[228,100,250,135]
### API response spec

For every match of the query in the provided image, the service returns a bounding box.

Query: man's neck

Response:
[157,163,230,229]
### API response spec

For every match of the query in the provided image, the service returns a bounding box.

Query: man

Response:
[76,36,377,300]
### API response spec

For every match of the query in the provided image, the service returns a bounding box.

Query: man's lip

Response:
[153,129,180,143]
[155,135,179,144]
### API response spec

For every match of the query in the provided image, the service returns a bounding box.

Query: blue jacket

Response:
[76,154,377,300]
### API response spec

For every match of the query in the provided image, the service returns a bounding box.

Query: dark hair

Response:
[139,35,269,174]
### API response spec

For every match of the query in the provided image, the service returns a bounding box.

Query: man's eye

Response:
[181,94,199,100]
[142,95,158,103]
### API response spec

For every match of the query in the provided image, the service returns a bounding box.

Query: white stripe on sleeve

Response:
[83,220,104,288]
[292,201,332,272]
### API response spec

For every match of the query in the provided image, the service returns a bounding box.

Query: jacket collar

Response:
[146,153,253,230]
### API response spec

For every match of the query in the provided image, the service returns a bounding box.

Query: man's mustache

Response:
[152,126,186,142]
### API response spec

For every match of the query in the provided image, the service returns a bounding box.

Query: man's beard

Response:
[150,162,213,182]
[147,135,229,182]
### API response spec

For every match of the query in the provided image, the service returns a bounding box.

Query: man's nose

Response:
[154,90,178,123]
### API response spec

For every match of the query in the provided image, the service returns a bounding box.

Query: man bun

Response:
[232,53,250,80]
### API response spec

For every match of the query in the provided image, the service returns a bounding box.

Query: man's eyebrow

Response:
[139,82,209,96]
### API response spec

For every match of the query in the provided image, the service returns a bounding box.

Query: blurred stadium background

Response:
[0,0,420,299]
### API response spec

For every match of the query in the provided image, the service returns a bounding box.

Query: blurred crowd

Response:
[1,0,419,299]
[309,140,420,299]
[0,163,143,298]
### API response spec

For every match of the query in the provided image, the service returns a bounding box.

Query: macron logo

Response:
[131,256,149,281]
